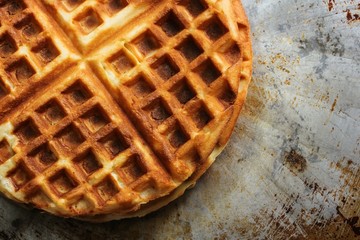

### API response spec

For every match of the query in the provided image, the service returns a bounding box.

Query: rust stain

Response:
[257,59,267,65]
[277,66,290,74]
[331,95,338,112]
[327,0,336,11]
[247,203,359,239]
[323,1,360,23]
[294,215,359,239]
[283,150,307,173]
[257,157,359,239]
[321,92,330,103]
[347,216,360,235]
[270,53,288,65]
[332,158,360,236]
[345,9,360,23]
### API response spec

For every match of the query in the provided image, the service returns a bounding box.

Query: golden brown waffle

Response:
[0,0,252,221]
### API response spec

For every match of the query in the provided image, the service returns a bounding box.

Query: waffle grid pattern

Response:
[0,0,251,219]
[44,0,145,53]
[0,0,78,120]
[0,2,44,87]
[91,0,243,178]
[2,67,173,215]
[62,0,125,35]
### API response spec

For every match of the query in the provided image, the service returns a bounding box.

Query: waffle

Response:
[0,0,252,221]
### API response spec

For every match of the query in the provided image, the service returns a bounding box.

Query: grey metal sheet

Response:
[0,0,359,239]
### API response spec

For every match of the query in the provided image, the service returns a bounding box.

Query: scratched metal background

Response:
[0,0,359,239]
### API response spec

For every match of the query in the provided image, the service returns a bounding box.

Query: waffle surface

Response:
[0,0,252,221]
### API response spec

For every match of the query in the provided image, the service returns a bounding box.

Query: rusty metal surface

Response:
[0,0,359,239]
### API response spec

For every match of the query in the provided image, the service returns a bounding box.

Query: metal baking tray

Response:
[0,0,359,239]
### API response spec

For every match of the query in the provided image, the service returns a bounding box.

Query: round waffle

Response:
[0,0,252,221]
